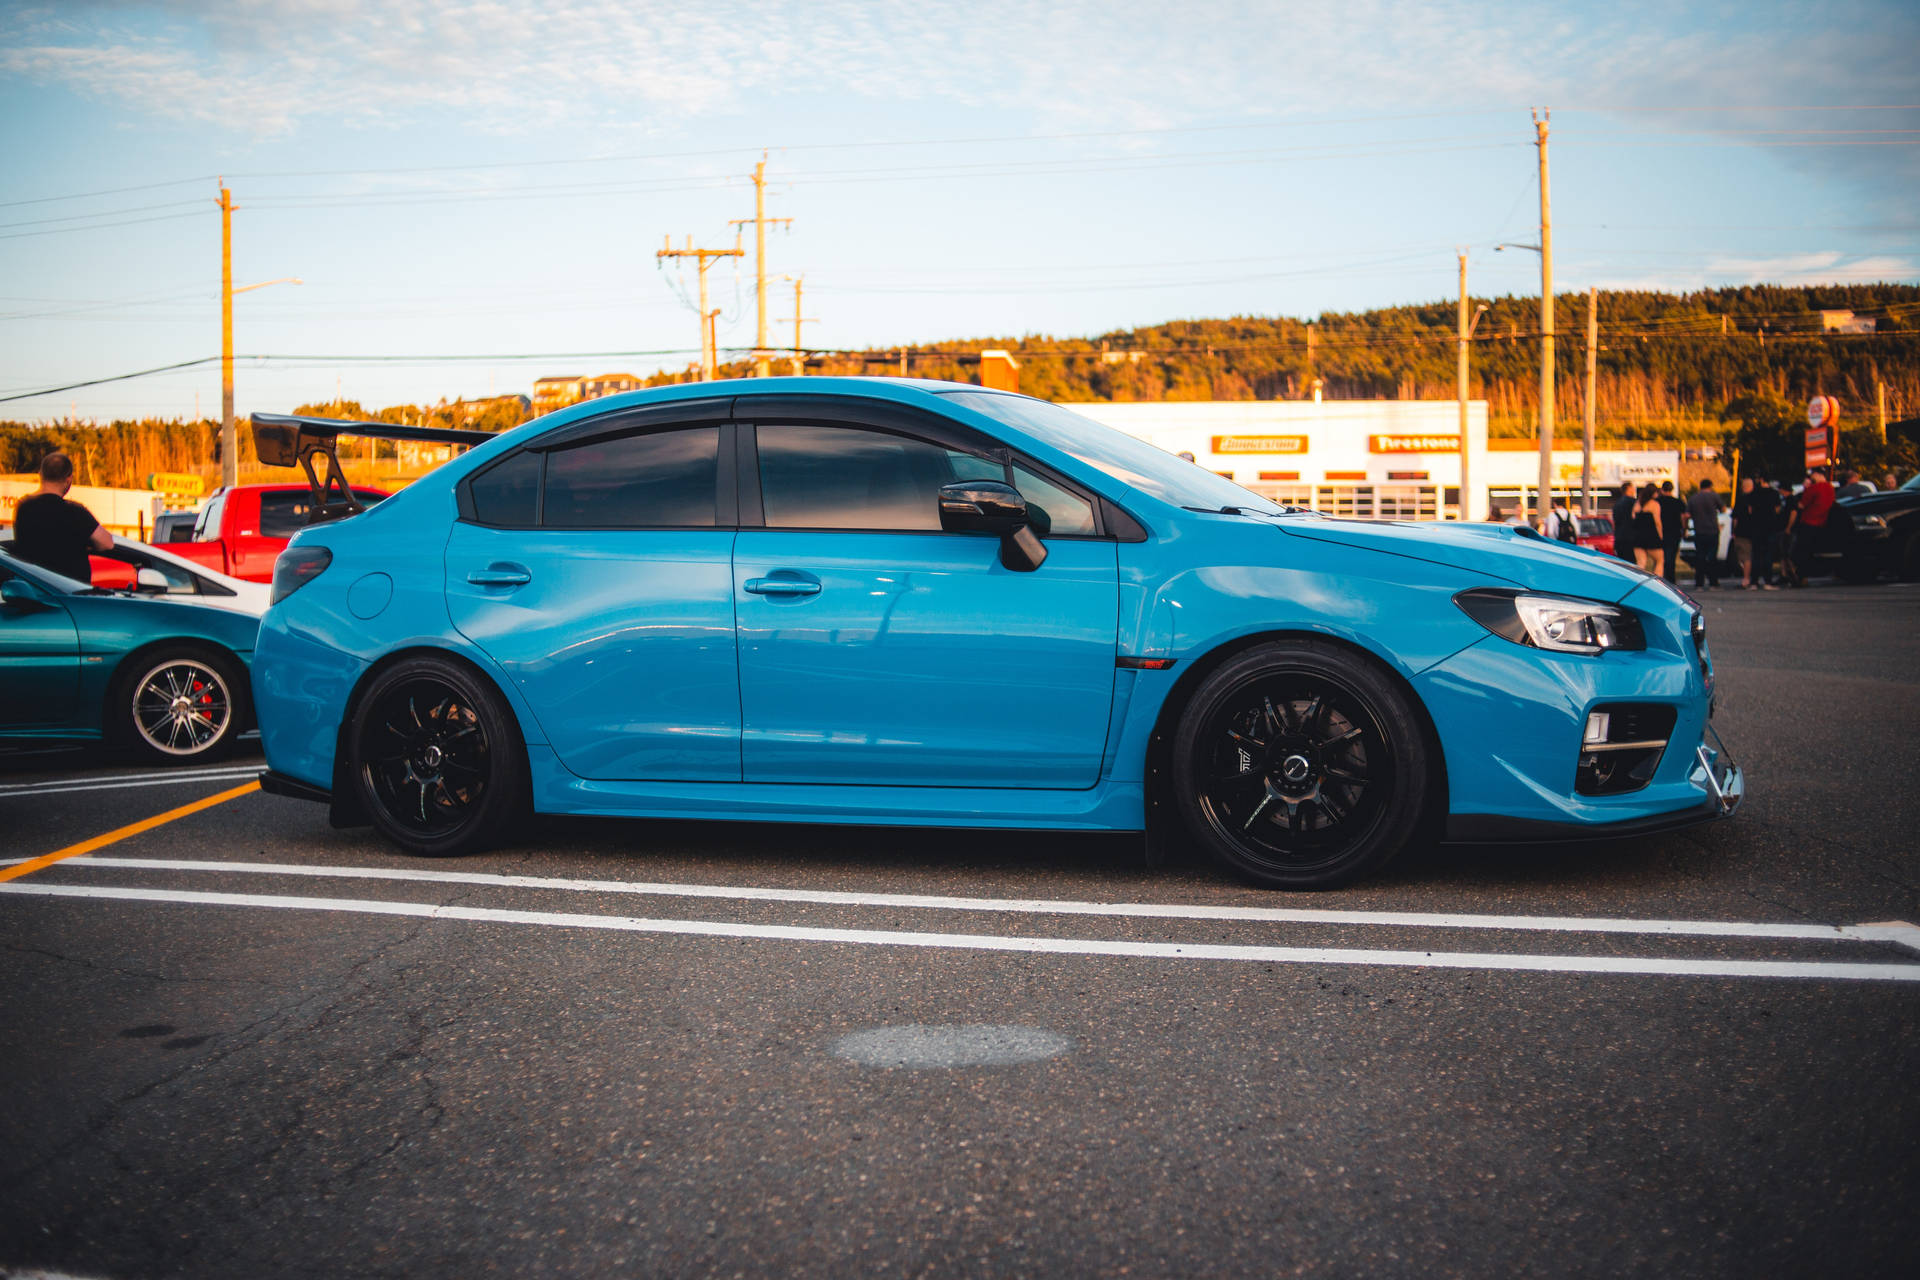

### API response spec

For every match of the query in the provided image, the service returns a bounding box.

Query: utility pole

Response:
[1583,286,1597,515]
[218,181,235,489]
[658,233,743,380]
[1457,254,1470,520]
[1877,376,1888,442]
[785,276,817,376]
[1534,108,1555,530]
[729,155,792,378]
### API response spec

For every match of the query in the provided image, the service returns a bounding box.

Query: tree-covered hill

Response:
[7,283,1917,490]
[685,282,1920,442]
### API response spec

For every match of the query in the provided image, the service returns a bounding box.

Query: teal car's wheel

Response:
[115,647,248,764]
[1171,641,1431,890]
[349,656,527,857]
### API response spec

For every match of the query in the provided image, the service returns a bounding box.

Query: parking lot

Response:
[3,584,1917,1278]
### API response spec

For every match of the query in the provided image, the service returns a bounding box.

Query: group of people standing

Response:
[1590,466,1886,590]
[1603,478,1703,584]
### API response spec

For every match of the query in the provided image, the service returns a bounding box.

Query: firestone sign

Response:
[1212,434,1308,454]
[1369,434,1460,454]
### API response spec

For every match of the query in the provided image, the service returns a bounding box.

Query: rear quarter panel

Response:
[253,486,552,791]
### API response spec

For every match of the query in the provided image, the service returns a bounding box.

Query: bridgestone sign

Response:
[1212,434,1308,454]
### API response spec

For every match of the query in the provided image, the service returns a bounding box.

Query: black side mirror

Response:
[937,481,1048,572]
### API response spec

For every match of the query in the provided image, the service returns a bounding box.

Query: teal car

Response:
[0,550,259,762]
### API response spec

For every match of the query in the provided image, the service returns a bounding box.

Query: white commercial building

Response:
[1069,400,1677,522]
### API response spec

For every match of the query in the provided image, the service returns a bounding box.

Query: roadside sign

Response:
[1368,434,1460,454]
[1212,434,1308,454]
[148,471,206,497]
[1805,397,1839,469]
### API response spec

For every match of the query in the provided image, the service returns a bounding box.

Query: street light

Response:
[1496,241,1552,525]
[233,277,302,296]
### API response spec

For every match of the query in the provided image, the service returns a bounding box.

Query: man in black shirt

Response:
[1657,480,1686,584]
[1748,475,1782,588]
[11,452,112,584]
[1610,484,1638,563]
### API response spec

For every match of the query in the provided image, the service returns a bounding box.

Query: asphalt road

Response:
[3,583,1917,1279]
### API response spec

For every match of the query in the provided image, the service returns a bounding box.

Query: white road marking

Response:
[3,881,1918,983]
[0,766,261,799]
[20,856,1920,954]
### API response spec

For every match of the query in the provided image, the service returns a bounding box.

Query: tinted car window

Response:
[942,390,1283,516]
[467,451,542,527]
[542,426,719,528]
[759,424,971,531]
[258,488,388,537]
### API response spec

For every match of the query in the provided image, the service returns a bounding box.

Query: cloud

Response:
[1595,251,1920,293]
[1,0,1915,190]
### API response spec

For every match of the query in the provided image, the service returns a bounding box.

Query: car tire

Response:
[348,655,527,857]
[112,645,250,765]
[1169,640,1432,890]
[1901,532,1920,583]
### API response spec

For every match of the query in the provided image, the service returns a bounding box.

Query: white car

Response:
[1678,509,1734,570]
[0,532,268,616]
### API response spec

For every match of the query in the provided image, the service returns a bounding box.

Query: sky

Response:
[1,0,1917,422]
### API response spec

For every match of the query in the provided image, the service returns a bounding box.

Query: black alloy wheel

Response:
[1171,640,1432,889]
[350,656,526,857]
[114,647,248,764]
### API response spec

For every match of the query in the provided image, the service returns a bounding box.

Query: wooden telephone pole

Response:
[658,234,743,380]
[1534,108,1555,529]
[219,181,236,489]
[1582,286,1597,515]
[729,156,792,377]
[786,276,818,376]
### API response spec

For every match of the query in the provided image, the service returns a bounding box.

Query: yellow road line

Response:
[0,780,261,883]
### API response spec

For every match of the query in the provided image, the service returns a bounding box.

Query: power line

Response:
[0,210,208,242]
[0,199,205,232]
[0,357,220,404]
[0,176,216,211]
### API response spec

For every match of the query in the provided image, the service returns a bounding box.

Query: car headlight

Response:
[1453,588,1646,654]
[1856,514,1887,531]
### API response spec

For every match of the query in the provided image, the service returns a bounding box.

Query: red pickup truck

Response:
[167,482,387,582]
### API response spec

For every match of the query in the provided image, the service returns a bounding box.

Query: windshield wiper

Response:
[1181,504,1299,517]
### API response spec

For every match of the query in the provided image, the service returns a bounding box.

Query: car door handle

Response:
[467,563,532,587]
[745,576,821,597]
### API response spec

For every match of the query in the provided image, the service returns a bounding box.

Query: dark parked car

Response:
[1833,473,1920,581]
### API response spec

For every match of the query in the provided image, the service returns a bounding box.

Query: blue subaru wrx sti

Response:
[252,378,1741,888]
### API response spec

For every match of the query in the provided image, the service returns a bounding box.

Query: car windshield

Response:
[940,391,1285,515]
[1902,473,1920,493]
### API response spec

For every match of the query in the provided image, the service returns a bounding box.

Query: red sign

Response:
[1369,434,1460,454]
[1212,434,1307,454]
[1806,422,1831,468]
[1807,396,1840,430]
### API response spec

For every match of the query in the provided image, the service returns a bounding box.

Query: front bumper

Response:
[1417,628,1740,842]
[1446,727,1742,842]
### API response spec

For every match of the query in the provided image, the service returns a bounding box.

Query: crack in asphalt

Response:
[3,883,485,1275]
[172,883,484,1276]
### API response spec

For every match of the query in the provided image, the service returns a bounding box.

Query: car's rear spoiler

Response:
[251,412,495,524]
